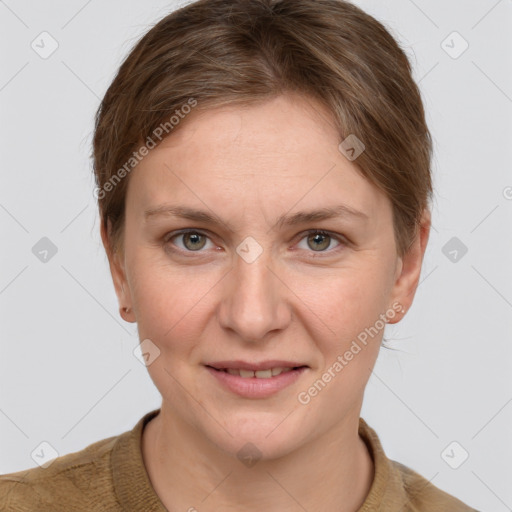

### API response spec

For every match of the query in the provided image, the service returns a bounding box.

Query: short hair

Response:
[92,0,433,258]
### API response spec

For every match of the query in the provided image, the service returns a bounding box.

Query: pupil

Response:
[185,233,206,251]
[310,233,329,251]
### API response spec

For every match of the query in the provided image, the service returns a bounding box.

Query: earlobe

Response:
[120,305,135,323]
[386,300,407,325]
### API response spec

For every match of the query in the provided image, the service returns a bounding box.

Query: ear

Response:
[387,209,431,324]
[100,218,136,323]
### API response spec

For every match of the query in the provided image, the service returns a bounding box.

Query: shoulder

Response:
[0,433,123,512]
[358,418,480,511]
[391,459,480,511]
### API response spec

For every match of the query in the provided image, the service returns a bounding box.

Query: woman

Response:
[0,0,479,510]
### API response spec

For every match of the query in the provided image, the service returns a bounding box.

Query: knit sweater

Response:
[0,409,479,511]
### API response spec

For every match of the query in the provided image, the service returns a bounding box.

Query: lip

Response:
[204,360,307,371]
[204,363,308,399]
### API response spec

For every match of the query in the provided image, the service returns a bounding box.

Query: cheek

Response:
[306,272,387,397]
[126,254,220,347]
[313,266,390,336]
[305,270,391,392]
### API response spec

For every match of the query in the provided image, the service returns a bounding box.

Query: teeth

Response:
[222,367,298,378]
[255,369,272,379]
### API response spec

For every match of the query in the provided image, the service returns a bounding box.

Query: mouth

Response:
[204,361,309,398]
[206,365,307,378]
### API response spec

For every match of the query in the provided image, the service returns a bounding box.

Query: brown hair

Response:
[92,0,433,258]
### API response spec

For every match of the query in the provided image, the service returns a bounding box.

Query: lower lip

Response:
[205,366,308,398]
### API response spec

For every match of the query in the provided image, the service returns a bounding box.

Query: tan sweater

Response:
[0,409,479,511]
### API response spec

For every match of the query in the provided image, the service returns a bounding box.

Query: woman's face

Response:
[106,93,427,459]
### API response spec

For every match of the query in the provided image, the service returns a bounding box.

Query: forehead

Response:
[126,94,390,225]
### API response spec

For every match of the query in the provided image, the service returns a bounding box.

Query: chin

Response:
[204,411,311,462]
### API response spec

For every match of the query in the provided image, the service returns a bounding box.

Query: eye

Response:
[163,228,346,256]
[165,230,214,253]
[296,230,345,254]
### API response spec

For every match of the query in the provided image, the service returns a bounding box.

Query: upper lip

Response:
[205,360,308,371]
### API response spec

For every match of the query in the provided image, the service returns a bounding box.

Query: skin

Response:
[102,93,430,511]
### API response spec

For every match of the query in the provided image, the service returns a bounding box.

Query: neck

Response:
[142,404,374,512]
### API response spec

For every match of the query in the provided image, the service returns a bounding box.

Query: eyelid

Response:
[164,228,347,255]
[164,228,212,243]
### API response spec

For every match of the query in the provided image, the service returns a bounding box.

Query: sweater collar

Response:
[111,408,167,511]
[111,409,406,510]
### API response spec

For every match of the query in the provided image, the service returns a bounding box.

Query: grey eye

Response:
[306,232,332,251]
[180,232,208,251]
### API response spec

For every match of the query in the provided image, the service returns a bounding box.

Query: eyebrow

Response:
[144,204,369,231]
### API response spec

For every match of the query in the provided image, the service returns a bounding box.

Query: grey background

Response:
[1,0,511,510]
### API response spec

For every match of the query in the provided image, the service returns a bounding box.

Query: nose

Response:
[217,247,291,343]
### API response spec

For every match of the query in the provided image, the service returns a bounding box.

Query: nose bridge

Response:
[220,241,288,340]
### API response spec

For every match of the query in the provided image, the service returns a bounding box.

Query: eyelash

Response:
[163,229,347,258]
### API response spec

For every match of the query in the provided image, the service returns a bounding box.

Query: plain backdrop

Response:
[1,1,511,510]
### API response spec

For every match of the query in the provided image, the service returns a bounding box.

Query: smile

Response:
[216,367,297,378]
[205,364,309,398]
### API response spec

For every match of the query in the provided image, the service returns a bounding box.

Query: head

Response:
[93,0,432,458]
